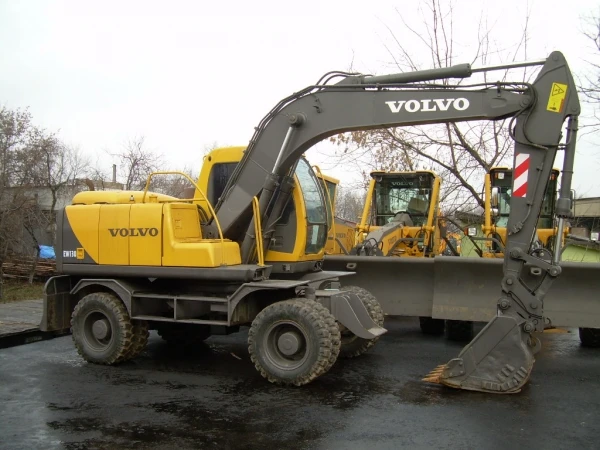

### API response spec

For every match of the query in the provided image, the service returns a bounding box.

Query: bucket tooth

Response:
[422,365,448,384]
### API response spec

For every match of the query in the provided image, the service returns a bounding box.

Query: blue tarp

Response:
[39,245,55,259]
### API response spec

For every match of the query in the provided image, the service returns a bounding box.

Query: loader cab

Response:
[490,167,558,229]
[371,171,436,227]
[489,167,513,229]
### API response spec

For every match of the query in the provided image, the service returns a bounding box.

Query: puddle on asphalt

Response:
[46,402,100,412]
[47,416,193,450]
[45,400,327,450]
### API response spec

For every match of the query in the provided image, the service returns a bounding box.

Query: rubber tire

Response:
[157,324,211,347]
[419,317,445,335]
[123,320,149,360]
[445,320,474,341]
[579,327,600,347]
[312,301,341,373]
[71,292,134,365]
[248,299,335,386]
[339,286,385,359]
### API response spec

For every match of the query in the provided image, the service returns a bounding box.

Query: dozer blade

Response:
[423,316,536,394]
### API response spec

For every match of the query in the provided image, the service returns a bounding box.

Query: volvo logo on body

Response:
[385,98,470,113]
[108,228,159,237]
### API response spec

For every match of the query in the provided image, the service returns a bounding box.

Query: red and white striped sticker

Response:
[513,153,530,198]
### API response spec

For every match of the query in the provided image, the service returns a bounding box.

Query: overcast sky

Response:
[1,0,599,196]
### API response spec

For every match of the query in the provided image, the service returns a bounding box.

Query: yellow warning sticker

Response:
[546,82,567,113]
[76,248,85,260]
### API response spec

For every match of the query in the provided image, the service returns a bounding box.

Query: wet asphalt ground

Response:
[1,317,599,450]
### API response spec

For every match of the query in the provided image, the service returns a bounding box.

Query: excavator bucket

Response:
[423,315,540,393]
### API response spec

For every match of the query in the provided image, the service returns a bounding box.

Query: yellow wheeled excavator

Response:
[42,51,580,394]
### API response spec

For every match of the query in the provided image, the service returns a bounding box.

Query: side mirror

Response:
[490,187,499,208]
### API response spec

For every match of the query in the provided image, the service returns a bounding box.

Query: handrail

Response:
[252,196,265,266]
[141,171,226,257]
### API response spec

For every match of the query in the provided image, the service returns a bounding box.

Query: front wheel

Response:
[248,299,337,386]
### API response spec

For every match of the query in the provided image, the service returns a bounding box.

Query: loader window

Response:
[491,171,513,228]
[296,158,327,254]
[494,172,557,229]
[496,187,512,228]
[538,176,558,229]
[374,175,433,227]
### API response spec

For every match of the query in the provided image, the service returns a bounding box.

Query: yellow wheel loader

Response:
[350,170,443,258]
[42,52,581,393]
[479,167,565,257]
[336,169,455,337]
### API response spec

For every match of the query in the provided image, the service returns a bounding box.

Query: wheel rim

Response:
[262,320,309,371]
[82,309,114,351]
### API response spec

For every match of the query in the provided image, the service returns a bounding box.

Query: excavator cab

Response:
[193,146,330,272]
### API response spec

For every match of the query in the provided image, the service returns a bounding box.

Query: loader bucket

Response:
[423,315,538,393]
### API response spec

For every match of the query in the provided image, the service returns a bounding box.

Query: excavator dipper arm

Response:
[213,52,579,393]
[425,59,580,393]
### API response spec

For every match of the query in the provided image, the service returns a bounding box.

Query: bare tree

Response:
[335,186,365,223]
[329,0,533,216]
[112,136,164,190]
[578,9,600,131]
[26,132,89,230]
[0,108,53,293]
[150,165,200,198]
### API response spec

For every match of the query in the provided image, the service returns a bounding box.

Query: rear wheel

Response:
[71,292,134,365]
[579,327,600,347]
[339,286,385,359]
[123,320,149,360]
[248,299,336,386]
[445,320,474,341]
[419,317,445,335]
[313,301,341,372]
